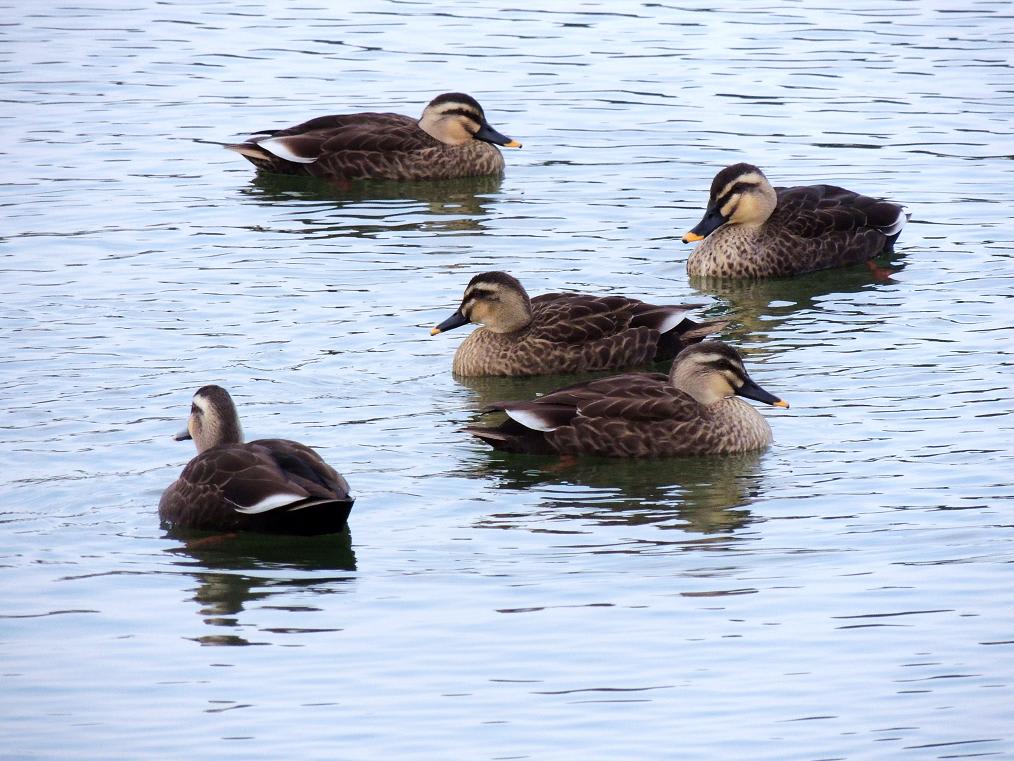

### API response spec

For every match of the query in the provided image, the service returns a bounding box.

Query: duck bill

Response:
[431,310,470,336]
[682,205,726,243]
[473,121,522,148]
[173,428,193,441]
[735,377,790,408]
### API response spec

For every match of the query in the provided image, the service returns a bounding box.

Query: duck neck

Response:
[196,416,243,453]
[707,397,772,450]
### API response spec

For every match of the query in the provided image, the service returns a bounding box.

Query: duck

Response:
[682,162,907,278]
[159,385,354,535]
[430,271,730,377]
[224,92,521,182]
[465,341,788,457]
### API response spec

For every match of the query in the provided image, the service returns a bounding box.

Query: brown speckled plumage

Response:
[684,163,907,278]
[466,341,788,458]
[159,386,353,535]
[433,271,728,377]
[225,93,518,182]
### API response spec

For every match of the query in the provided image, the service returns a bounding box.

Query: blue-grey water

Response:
[3,1,1014,758]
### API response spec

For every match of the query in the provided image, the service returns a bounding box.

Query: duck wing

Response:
[239,439,354,511]
[240,112,434,164]
[529,294,726,364]
[159,441,353,534]
[775,184,906,238]
[528,294,645,342]
[467,372,698,454]
[772,184,906,266]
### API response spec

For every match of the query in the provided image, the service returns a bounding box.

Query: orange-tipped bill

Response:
[431,310,470,336]
[474,121,522,148]
[736,376,789,409]
[683,205,726,243]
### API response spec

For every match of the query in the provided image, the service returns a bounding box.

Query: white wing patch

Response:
[505,408,560,432]
[258,137,317,164]
[882,208,907,237]
[286,496,352,511]
[233,492,305,514]
[654,310,690,334]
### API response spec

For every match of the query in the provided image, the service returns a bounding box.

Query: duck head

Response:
[418,93,522,148]
[683,163,778,243]
[431,271,534,336]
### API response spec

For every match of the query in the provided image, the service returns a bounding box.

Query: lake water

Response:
[3,1,1014,758]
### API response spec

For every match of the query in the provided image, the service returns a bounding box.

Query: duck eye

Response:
[470,288,497,301]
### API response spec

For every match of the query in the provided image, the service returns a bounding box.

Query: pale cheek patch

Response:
[721,195,740,219]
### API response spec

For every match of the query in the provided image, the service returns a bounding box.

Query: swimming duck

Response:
[682,163,907,278]
[431,271,729,377]
[159,385,354,535]
[225,92,521,181]
[466,341,788,457]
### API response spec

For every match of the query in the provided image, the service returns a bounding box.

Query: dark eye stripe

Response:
[715,180,760,207]
[704,358,744,378]
[441,107,481,122]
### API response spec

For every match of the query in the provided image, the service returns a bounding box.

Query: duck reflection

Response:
[467,447,765,536]
[686,251,910,350]
[164,528,356,646]
[239,172,503,237]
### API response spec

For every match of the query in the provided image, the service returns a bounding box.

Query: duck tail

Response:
[868,201,908,239]
[654,317,732,360]
[223,142,274,160]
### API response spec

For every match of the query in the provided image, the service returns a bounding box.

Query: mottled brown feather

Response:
[160,438,353,535]
[228,104,508,181]
[466,343,781,458]
[449,289,727,377]
[687,164,906,278]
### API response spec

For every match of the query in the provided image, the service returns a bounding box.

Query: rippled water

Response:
[3,1,1014,758]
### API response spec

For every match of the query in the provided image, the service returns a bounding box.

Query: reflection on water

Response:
[164,530,356,646]
[451,368,636,412]
[454,363,767,535]
[468,447,764,536]
[689,252,912,350]
[238,172,505,237]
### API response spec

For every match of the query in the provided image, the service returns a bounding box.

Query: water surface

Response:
[3,1,1013,759]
